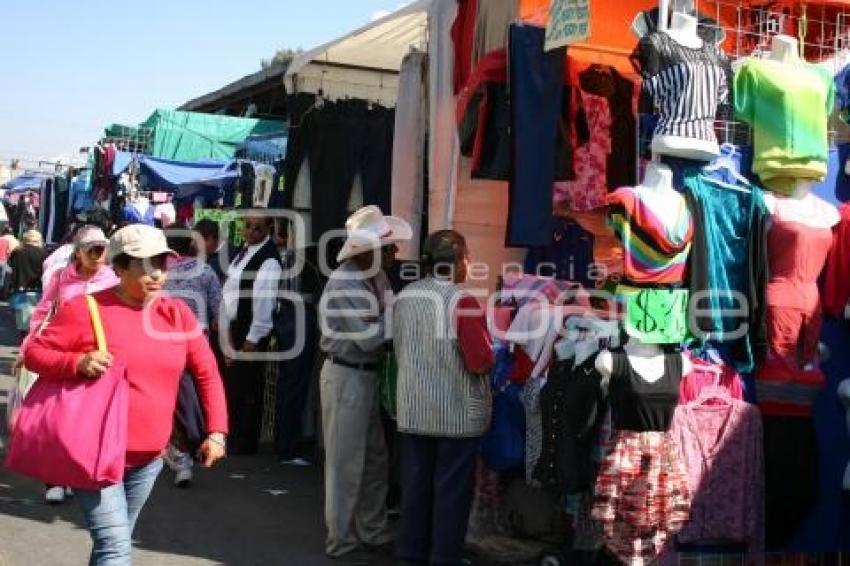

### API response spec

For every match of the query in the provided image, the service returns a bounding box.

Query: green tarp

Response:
[139,109,285,161]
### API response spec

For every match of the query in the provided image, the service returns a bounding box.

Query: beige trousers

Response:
[320,360,391,556]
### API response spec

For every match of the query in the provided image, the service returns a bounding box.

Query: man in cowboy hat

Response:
[318,205,412,560]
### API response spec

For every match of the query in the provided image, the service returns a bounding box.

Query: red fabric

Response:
[823,204,850,319]
[679,358,744,404]
[24,289,228,467]
[766,217,833,312]
[0,238,10,263]
[510,347,535,383]
[452,0,478,94]
[754,357,825,418]
[456,294,496,374]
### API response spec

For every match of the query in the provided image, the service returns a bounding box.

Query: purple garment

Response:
[163,257,222,329]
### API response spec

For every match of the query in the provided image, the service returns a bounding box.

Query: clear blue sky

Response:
[0,0,405,164]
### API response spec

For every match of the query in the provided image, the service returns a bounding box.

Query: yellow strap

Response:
[85,295,107,353]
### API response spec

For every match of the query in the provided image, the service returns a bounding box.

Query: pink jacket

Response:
[21,262,119,353]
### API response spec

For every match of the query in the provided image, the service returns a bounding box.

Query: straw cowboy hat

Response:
[336,205,412,263]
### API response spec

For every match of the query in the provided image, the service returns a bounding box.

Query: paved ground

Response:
[0,304,379,566]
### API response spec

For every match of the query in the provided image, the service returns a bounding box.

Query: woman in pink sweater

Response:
[22,226,120,504]
[23,226,118,353]
[24,224,228,566]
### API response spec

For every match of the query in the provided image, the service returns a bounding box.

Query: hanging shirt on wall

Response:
[734,59,834,194]
[253,164,275,208]
[670,396,764,554]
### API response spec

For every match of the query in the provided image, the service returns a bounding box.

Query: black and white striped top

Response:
[393,278,492,437]
[636,31,731,143]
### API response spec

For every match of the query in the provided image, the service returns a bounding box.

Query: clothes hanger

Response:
[702,143,751,187]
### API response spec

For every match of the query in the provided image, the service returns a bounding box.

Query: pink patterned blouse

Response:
[669,399,764,557]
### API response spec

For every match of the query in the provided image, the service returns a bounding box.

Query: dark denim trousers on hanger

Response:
[508,24,565,247]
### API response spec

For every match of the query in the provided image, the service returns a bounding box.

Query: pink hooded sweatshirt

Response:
[21,261,119,353]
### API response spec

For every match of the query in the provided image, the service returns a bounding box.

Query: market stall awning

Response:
[285,0,429,102]
[2,173,47,192]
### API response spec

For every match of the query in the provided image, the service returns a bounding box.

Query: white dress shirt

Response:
[222,237,282,344]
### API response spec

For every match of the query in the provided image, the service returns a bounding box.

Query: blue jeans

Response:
[75,458,163,566]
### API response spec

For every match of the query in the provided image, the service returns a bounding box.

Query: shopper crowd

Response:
[3,204,495,565]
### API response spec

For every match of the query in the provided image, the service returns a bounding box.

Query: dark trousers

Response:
[508,23,564,247]
[273,337,317,459]
[398,433,480,566]
[223,360,266,455]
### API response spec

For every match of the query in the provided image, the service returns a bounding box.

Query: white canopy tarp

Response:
[284,0,430,102]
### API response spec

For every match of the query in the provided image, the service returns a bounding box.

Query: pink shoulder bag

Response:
[5,295,129,489]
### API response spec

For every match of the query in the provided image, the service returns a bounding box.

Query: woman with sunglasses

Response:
[20,225,120,504]
[23,224,228,564]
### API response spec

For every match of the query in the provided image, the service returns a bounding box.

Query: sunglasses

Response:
[83,245,106,257]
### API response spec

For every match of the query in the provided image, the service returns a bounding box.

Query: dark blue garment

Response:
[507,24,564,247]
[659,155,704,189]
[398,433,480,565]
[480,382,526,472]
[789,318,850,552]
[524,218,595,288]
[274,306,317,460]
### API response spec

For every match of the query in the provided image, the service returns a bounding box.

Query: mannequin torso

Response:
[596,339,692,385]
[763,191,840,229]
[651,12,720,161]
[633,162,685,220]
[767,34,801,64]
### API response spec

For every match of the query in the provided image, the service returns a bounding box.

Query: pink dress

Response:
[553,91,612,211]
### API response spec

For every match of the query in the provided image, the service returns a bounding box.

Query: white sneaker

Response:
[174,467,193,488]
[44,486,66,504]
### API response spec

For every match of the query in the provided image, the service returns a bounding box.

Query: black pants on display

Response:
[308,102,393,242]
[223,360,266,455]
[398,433,480,566]
[763,415,819,548]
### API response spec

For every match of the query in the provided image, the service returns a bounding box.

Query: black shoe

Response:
[363,541,395,556]
[327,549,375,565]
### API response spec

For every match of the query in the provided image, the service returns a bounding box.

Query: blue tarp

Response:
[2,173,47,192]
[236,132,288,164]
[131,154,238,201]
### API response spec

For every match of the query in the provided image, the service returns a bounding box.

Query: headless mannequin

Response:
[650,12,721,161]
[596,338,692,388]
[762,189,840,229]
[767,34,801,64]
[633,161,684,219]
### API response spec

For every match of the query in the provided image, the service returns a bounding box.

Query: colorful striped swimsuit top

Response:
[607,185,694,285]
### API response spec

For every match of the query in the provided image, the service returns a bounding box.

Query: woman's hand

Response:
[197,433,226,468]
[76,351,114,379]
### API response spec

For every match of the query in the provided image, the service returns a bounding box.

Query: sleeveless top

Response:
[766,217,833,312]
[608,350,682,432]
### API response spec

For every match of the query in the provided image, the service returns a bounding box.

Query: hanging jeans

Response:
[75,458,163,566]
[508,24,565,247]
